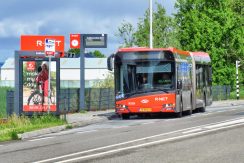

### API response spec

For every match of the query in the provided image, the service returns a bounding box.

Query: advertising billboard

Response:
[22,59,59,112]
[20,35,65,57]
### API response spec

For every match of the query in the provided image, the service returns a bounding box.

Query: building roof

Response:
[1,57,108,69]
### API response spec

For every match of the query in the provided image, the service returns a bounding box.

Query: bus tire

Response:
[121,114,130,120]
[187,96,193,115]
[176,100,183,118]
[199,95,206,112]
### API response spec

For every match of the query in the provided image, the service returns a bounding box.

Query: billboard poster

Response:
[22,60,57,112]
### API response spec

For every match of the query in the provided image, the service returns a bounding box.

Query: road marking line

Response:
[142,122,154,125]
[29,137,54,142]
[34,117,244,163]
[182,128,202,134]
[114,126,129,129]
[56,123,244,163]
[33,125,206,163]
[205,118,244,129]
[77,130,97,134]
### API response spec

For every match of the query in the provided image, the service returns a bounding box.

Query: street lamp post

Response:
[149,0,153,49]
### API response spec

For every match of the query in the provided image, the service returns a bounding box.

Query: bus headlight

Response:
[116,104,128,108]
[162,103,175,111]
[163,103,174,108]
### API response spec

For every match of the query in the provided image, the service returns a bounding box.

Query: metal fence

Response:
[2,85,243,117]
[4,88,115,116]
[212,85,231,101]
[59,88,114,112]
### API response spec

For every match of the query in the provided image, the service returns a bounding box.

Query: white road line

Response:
[0,145,4,147]
[142,122,155,125]
[33,125,208,163]
[205,118,244,129]
[114,126,129,129]
[56,123,244,163]
[77,130,97,134]
[29,137,54,142]
[182,128,202,134]
[34,117,244,163]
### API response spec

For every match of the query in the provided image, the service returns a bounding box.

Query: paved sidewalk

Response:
[209,100,244,108]
[19,100,244,140]
[20,110,117,140]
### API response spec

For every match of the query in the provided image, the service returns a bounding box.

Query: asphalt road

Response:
[0,105,244,163]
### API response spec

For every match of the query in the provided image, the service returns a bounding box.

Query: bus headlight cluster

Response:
[163,103,175,108]
[116,104,128,108]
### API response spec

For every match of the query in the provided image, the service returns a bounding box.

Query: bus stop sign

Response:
[45,39,56,56]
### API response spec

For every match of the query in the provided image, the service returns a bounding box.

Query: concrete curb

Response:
[19,115,112,140]
[19,125,66,140]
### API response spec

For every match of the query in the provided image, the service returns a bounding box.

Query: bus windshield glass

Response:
[115,61,175,99]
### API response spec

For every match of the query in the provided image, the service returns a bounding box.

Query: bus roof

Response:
[117,47,190,56]
[190,52,211,64]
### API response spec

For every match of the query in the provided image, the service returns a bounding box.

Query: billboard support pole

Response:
[14,51,20,116]
[80,34,85,111]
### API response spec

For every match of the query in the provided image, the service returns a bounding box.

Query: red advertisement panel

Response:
[22,61,57,112]
[20,35,64,57]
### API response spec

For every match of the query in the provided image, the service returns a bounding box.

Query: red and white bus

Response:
[107,47,212,119]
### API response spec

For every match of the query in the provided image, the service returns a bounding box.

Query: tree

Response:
[116,20,135,47]
[175,0,244,86]
[67,49,106,58]
[91,50,106,58]
[116,3,180,49]
[134,3,180,48]
[92,72,114,88]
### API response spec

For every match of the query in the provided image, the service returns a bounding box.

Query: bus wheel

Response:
[199,99,206,112]
[187,97,193,115]
[121,114,130,120]
[176,101,183,118]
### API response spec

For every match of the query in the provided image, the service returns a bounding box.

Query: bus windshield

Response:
[115,61,175,99]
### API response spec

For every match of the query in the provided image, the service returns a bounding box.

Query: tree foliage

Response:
[134,3,180,48]
[91,50,106,58]
[92,72,114,88]
[116,20,135,47]
[116,3,180,48]
[67,49,106,58]
[175,0,244,86]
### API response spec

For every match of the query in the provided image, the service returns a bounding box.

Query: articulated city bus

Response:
[107,47,212,119]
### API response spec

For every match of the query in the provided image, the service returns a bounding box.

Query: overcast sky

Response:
[0,0,176,62]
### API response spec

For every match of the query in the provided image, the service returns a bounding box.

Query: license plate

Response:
[139,108,152,112]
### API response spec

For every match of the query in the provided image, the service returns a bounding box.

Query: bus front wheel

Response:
[176,100,183,118]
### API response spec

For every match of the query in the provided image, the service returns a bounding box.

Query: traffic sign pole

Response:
[48,56,51,113]
[45,39,56,113]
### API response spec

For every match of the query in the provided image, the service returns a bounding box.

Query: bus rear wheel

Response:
[199,95,206,112]
[186,97,193,115]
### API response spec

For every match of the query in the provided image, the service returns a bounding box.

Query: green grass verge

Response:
[0,114,66,142]
[0,87,13,118]
[229,89,244,99]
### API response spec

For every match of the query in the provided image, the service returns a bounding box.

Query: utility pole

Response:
[149,0,153,49]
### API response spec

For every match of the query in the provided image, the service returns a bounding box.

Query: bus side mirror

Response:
[177,80,182,89]
[107,54,114,71]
